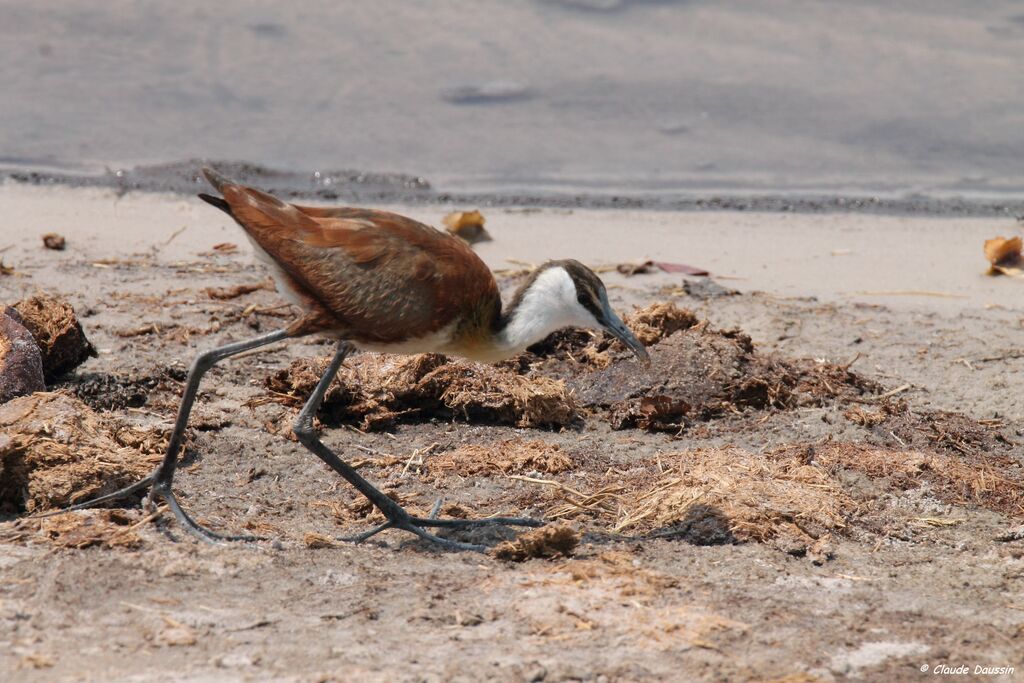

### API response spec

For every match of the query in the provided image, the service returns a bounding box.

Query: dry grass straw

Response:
[515,442,1024,551]
[523,447,853,546]
[0,392,167,512]
[428,439,573,477]
[804,442,1024,516]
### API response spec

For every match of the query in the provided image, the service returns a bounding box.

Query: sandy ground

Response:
[1,183,1023,682]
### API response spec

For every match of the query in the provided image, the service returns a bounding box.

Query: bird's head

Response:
[506,259,651,365]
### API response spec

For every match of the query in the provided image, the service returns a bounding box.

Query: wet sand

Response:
[1,184,1022,681]
[3,1,1024,197]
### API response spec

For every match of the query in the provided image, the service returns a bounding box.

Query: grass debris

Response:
[0,392,167,513]
[427,439,573,476]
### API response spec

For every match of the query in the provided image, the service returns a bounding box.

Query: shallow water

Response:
[2,1,1023,201]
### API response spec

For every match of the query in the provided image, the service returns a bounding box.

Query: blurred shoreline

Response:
[3,159,1024,217]
[4,2,1024,215]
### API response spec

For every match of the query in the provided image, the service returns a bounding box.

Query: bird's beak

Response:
[600,305,651,366]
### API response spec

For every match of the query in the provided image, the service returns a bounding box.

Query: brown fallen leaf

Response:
[655,261,710,276]
[41,233,66,250]
[303,531,343,549]
[442,210,491,244]
[984,236,1024,278]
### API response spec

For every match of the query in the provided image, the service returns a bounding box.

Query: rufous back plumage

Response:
[207,174,500,345]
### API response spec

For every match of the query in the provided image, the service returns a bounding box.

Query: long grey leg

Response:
[292,342,543,552]
[35,329,290,542]
[147,328,292,541]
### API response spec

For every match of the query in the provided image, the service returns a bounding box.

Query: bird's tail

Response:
[198,166,235,215]
[201,166,234,193]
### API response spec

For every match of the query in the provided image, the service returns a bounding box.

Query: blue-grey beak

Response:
[600,301,651,366]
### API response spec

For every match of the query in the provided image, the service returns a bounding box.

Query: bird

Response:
[53,166,650,551]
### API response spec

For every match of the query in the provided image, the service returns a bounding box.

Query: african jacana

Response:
[58,167,649,551]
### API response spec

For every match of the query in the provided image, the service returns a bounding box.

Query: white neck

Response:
[491,267,598,358]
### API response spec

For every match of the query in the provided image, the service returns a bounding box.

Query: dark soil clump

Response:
[0,307,45,403]
[12,293,96,381]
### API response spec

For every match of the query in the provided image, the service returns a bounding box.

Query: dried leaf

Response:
[442,211,491,244]
[303,531,343,549]
[655,261,710,276]
[984,236,1024,278]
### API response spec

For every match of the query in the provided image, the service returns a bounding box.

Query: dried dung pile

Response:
[573,327,876,430]
[572,326,878,431]
[520,301,880,431]
[844,400,1011,457]
[69,367,185,412]
[264,353,577,430]
[526,441,1023,554]
[8,509,147,549]
[492,524,580,561]
[625,302,699,346]
[525,301,698,368]
[612,448,852,547]
[259,301,877,434]
[800,442,1024,516]
[0,308,45,403]
[11,293,96,380]
[0,392,165,513]
[520,447,853,553]
[427,439,573,476]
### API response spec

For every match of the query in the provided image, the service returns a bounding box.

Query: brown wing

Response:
[218,184,500,344]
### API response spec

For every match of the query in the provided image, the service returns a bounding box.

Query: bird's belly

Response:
[350,322,460,356]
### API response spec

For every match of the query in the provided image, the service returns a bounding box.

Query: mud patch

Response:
[845,399,1011,457]
[0,392,171,512]
[263,353,576,430]
[12,294,96,380]
[65,367,184,411]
